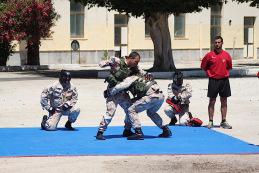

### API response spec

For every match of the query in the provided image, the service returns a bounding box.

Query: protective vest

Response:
[129,78,157,99]
[105,58,131,87]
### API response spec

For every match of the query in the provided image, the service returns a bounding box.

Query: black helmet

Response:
[59,70,71,86]
[173,71,183,86]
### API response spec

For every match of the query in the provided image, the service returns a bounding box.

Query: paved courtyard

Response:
[0,71,259,172]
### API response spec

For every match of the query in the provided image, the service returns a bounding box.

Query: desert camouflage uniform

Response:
[40,82,80,130]
[98,57,146,132]
[110,76,166,129]
[164,82,192,125]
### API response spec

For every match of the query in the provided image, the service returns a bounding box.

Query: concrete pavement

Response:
[0,59,259,173]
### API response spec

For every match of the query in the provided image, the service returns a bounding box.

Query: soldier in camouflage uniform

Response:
[40,70,80,131]
[109,75,172,140]
[96,52,147,140]
[164,71,192,126]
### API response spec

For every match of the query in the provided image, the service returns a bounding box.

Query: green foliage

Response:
[0,0,59,65]
[102,50,109,60]
[74,0,225,17]
[234,0,259,7]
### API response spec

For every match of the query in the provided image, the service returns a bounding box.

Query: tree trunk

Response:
[0,41,11,66]
[146,12,176,71]
[27,43,40,65]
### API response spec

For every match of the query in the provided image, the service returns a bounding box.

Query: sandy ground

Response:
[0,72,259,172]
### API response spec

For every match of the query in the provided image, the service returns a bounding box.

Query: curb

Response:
[0,65,49,72]
[98,68,259,79]
[1,65,259,79]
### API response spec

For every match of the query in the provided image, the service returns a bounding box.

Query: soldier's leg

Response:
[67,107,80,123]
[117,93,134,137]
[63,107,80,130]
[178,105,190,125]
[126,98,150,140]
[146,93,172,137]
[99,97,118,131]
[164,105,178,125]
[43,112,62,131]
[179,112,190,125]
[96,96,118,140]
[146,96,165,128]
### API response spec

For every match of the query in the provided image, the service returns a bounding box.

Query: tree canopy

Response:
[235,0,259,7]
[75,0,225,17]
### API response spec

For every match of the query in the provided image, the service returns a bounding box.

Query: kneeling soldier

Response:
[40,70,80,131]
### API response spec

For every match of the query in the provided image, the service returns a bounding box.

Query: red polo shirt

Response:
[201,50,232,79]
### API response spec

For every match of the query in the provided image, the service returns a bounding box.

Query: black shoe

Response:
[127,128,144,140]
[65,121,75,131]
[169,117,177,126]
[122,129,134,137]
[96,131,105,140]
[158,126,172,138]
[41,115,48,130]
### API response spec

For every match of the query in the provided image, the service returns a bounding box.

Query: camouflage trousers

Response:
[43,106,80,131]
[164,104,190,125]
[98,92,132,132]
[128,91,165,129]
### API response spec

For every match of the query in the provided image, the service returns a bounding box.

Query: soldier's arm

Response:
[40,86,53,111]
[179,84,192,102]
[64,86,78,107]
[99,56,120,68]
[109,76,139,96]
[167,83,174,99]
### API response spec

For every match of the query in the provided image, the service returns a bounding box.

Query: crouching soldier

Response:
[164,71,192,125]
[109,75,172,140]
[40,70,80,131]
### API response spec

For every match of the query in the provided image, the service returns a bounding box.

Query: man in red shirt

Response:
[201,36,232,129]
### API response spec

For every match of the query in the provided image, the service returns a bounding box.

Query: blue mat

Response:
[0,126,259,157]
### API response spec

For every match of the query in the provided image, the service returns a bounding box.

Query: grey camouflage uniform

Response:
[98,57,133,132]
[110,76,166,129]
[164,82,192,125]
[40,82,80,130]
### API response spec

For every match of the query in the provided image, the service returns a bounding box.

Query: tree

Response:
[75,0,225,71]
[20,0,59,65]
[0,0,59,66]
[0,1,25,66]
[235,0,259,7]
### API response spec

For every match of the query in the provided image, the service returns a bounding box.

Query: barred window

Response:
[174,14,185,38]
[70,0,85,38]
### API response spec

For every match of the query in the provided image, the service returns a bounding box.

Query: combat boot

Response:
[122,129,134,137]
[65,120,75,131]
[127,128,144,140]
[41,115,48,130]
[169,116,177,126]
[158,126,172,138]
[96,131,105,140]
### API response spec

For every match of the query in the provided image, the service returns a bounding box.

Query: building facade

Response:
[7,0,259,65]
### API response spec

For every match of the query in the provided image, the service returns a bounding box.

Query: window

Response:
[114,14,128,46]
[70,0,85,38]
[244,17,255,44]
[210,3,222,49]
[145,19,151,37]
[174,14,185,38]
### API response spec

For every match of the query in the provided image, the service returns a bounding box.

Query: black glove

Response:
[48,107,56,114]
[62,103,72,111]
[103,90,111,98]
[171,96,181,104]
[144,73,154,81]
